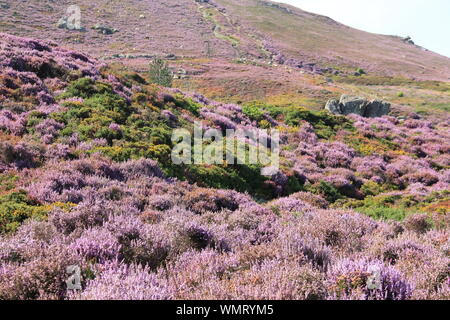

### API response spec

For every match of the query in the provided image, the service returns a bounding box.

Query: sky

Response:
[280,0,450,58]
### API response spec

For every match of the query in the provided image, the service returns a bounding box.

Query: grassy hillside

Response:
[1,0,449,110]
[217,0,450,80]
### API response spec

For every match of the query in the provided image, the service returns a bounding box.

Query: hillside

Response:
[0,0,450,301]
[218,0,450,80]
[1,0,450,111]
[1,0,449,80]
[0,32,449,300]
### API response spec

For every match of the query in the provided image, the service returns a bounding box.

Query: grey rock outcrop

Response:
[325,95,390,118]
[403,36,415,45]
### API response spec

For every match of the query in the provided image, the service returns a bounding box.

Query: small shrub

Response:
[355,68,366,76]
[149,59,173,87]
[242,105,264,122]
[307,181,343,203]
[0,190,48,234]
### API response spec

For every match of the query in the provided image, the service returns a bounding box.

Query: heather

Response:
[0,34,449,300]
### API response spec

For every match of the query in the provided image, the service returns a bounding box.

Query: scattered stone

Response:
[104,53,157,60]
[173,68,188,79]
[325,94,391,118]
[57,17,85,31]
[403,36,415,45]
[260,1,292,14]
[165,53,177,60]
[92,24,119,35]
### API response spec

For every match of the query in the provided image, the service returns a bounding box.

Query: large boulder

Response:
[325,95,390,118]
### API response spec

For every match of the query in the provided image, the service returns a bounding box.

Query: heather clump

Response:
[182,188,252,215]
[75,262,172,300]
[327,258,413,300]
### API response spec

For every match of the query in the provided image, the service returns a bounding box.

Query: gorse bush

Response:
[242,105,265,123]
[284,108,354,139]
[0,190,48,234]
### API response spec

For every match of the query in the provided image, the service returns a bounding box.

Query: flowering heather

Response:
[0,35,449,300]
[327,258,413,300]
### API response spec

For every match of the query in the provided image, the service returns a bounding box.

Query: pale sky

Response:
[281,0,450,58]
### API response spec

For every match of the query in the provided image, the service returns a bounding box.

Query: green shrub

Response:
[169,163,271,199]
[0,173,19,193]
[284,108,354,139]
[149,58,173,87]
[242,105,265,122]
[58,77,97,99]
[355,68,366,76]
[360,181,383,196]
[0,191,48,234]
[174,96,200,116]
[356,206,409,221]
[307,181,343,203]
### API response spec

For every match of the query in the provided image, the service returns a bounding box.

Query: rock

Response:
[325,99,341,114]
[403,36,415,45]
[57,17,85,31]
[364,99,391,118]
[57,18,67,28]
[92,24,118,35]
[165,53,177,60]
[339,95,368,115]
[325,95,390,118]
